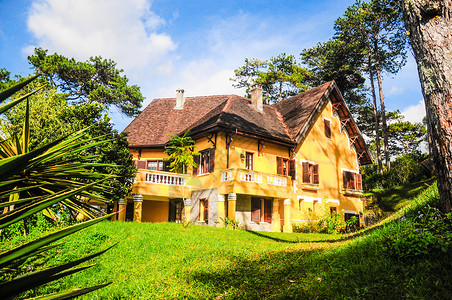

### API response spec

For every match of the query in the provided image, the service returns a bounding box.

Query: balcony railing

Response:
[221,170,233,182]
[145,172,187,186]
[238,170,263,183]
[267,175,287,187]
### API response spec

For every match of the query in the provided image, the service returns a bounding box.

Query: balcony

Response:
[220,168,292,198]
[133,170,191,198]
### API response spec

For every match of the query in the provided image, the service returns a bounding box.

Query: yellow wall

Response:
[142,200,168,223]
[292,98,363,224]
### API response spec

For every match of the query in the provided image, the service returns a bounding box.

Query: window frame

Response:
[301,161,319,184]
[342,170,363,191]
[147,160,165,171]
[246,152,254,170]
[251,197,272,223]
[323,118,331,139]
[199,198,208,222]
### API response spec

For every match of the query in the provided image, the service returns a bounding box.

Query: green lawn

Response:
[6,183,452,299]
[365,177,436,211]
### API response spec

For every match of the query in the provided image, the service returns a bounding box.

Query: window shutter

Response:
[209,148,215,173]
[277,157,283,175]
[193,154,200,175]
[251,198,261,222]
[288,159,296,180]
[264,199,272,223]
[356,173,362,191]
[312,164,319,184]
[136,160,147,169]
[324,119,331,138]
[343,171,348,189]
[349,172,356,190]
[204,199,209,221]
[302,162,310,183]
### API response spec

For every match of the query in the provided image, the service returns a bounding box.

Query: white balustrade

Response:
[267,175,287,187]
[145,172,186,186]
[221,170,233,182]
[238,170,262,183]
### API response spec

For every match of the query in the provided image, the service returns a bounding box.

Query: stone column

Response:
[283,198,292,233]
[272,199,281,232]
[227,193,237,220]
[133,194,143,223]
[217,194,225,227]
[184,198,191,223]
[118,198,127,222]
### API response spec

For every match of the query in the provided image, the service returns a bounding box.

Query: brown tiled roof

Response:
[187,95,294,144]
[273,81,332,138]
[123,95,230,147]
[123,81,372,165]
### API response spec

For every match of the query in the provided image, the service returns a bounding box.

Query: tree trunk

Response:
[402,0,452,212]
[368,58,383,174]
[374,49,391,171]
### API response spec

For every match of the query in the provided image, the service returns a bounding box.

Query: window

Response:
[302,162,319,184]
[324,119,331,139]
[277,157,296,179]
[251,198,272,223]
[193,148,215,175]
[199,199,208,222]
[246,152,253,170]
[298,198,303,211]
[343,171,363,190]
[147,160,165,171]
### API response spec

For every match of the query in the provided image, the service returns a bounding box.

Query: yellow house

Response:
[120,81,372,232]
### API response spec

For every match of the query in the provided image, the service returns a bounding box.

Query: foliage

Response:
[164,130,199,174]
[0,75,116,298]
[10,183,451,299]
[1,79,135,203]
[388,120,427,154]
[362,152,432,191]
[28,48,144,117]
[301,38,367,117]
[231,53,310,104]
[219,217,240,230]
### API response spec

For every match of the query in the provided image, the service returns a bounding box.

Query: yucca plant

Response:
[0,75,121,299]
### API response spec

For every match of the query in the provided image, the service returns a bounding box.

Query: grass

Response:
[365,177,436,211]
[4,182,452,299]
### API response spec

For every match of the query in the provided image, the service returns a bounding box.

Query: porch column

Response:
[111,200,118,221]
[118,198,126,222]
[133,194,143,222]
[283,198,292,233]
[184,198,192,223]
[227,193,237,220]
[217,194,225,227]
[272,199,281,232]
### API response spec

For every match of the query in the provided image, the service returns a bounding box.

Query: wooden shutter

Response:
[204,199,209,221]
[349,172,356,190]
[193,154,200,175]
[209,148,215,173]
[302,162,310,183]
[312,164,319,184]
[324,119,331,138]
[277,157,283,175]
[288,159,296,180]
[356,173,362,191]
[264,199,272,223]
[136,160,147,169]
[251,198,261,222]
[343,171,348,188]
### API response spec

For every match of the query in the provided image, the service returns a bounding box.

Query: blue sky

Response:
[0,0,425,131]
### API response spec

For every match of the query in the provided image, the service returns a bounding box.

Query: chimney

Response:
[174,88,185,109]
[251,83,263,113]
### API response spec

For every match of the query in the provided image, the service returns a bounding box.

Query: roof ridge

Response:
[271,106,294,140]
[215,94,235,123]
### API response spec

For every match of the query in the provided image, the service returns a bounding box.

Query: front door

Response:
[169,199,184,223]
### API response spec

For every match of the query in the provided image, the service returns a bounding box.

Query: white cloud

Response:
[387,86,404,96]
[26,0,176,74]
[402,99,426,124]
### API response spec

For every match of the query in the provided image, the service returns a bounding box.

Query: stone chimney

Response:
[174,88,185,109]
[251,83,263,113]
